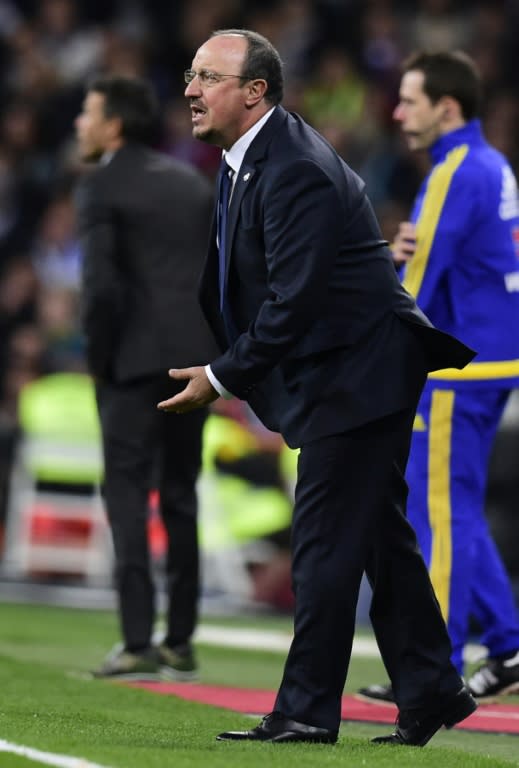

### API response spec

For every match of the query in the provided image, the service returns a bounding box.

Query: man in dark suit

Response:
[75,76,217,679]
[158,30,477,745]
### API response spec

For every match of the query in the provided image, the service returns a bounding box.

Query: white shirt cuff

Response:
[205,364,233,399]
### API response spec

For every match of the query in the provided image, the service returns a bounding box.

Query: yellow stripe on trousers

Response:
[428,389,455,621]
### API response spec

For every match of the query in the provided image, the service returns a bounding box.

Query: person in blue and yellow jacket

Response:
[359,51,519,704]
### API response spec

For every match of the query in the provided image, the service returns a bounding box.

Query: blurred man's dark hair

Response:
[87,75,158,143]
[402,51,482,121]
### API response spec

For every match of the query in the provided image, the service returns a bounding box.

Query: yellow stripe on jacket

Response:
[429,358,519,381]
[403,146,469,300]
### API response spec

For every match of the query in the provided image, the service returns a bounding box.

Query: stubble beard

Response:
[192,124,217,145]
[78,142,104,163]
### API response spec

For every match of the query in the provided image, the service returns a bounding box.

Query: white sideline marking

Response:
[0,739,113,768]
[195,625,485,663]
[195,625,382,655]
[473,709,519,720]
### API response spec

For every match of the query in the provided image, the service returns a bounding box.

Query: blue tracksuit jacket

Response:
[399,119,519,672]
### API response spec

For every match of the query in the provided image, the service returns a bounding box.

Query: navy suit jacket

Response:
[200,107,474,448]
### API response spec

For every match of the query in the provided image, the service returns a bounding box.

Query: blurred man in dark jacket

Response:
[75,75,216,679]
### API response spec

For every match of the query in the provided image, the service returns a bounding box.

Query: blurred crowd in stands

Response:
[0,0,518,579]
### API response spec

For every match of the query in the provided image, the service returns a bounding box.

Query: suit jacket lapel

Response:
[224,163,255,284]
[224,106,288,287]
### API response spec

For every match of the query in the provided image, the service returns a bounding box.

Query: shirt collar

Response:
[429,119,484,164]
[100,150,115,166]
[223,107,276,176]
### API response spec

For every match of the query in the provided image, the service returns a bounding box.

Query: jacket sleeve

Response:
[75,173,124,380]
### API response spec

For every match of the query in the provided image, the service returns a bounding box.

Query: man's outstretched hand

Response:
[157,366,219,413]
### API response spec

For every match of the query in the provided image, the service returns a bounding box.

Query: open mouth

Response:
[191,105,206,122]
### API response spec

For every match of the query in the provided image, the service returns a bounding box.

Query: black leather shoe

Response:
[372,685,477,747]
[356,682,395,704]
[216,711,338,743]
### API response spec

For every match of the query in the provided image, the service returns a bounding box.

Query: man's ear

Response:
[107,115,123,141]
[439,95,461,122]
[245,78,268,107]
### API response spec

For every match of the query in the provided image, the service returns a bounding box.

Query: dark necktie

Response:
[217,158,233,312]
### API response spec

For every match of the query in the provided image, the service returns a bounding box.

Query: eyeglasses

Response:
[184,69,248,87]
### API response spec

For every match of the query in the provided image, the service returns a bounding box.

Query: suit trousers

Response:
[96,374,207,652]
[274,407,461,732]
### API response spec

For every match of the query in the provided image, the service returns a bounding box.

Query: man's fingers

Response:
[399,220,416,235]
[157,394,182,411]
[393,227,416,263]
[157,393,194,413]
[168,368,191,380]
[159,365,216,413]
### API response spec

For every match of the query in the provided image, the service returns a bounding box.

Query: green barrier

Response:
[199,413,293,546]
[17,373,103,484]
